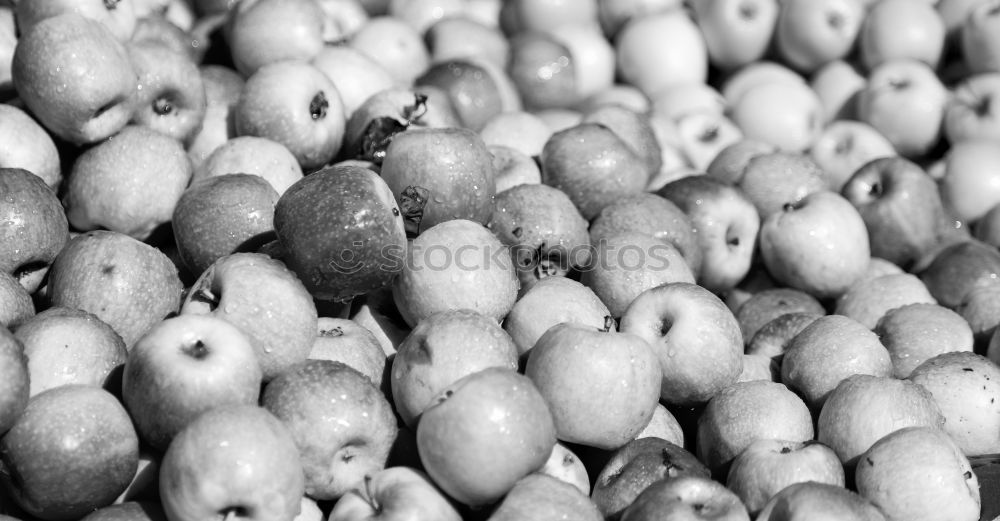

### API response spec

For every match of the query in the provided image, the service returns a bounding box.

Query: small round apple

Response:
[194,136,303,197]
[416,367,556,506]
[615,9,708,97]
[127,41,207,144]
[690,0,778,72]
[348,16,429,85]
[620,475,751,521]
[0,104,61,189]
[726,439,846,515]
[227,0,325,76]
[875,303,974,378]
[0,167,69,294]
[503,276,613,356]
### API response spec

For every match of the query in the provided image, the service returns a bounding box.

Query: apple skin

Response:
[961,0,1000,75]
[582,105,663,180]
[728,80,824,153]
[620,282,743,407]
[180,252,318,382]
[0,328,28,435]
[309,317,387,387]
[159,405,306,521]
[326,466,462,521]
[503,276,612,357]
[126,41,207,144]
[755,482,887,521]
[0,168,69,294]
[348,16,429,85]
[944,73,1000,143]
[737,152,829,220]
[235,60,346,172]
[121,314,263,451]
[657,175,760,292]
[391,309,518,428]
[842,157,956,271]
[591,437,710,521]
[227,0,324,77]
[859,0,945,70]
[15,0,137,42]
[809,121,896,192]
[416,58,520,132]
[690,0,778,72]
[0,385,139,521]
[379,127,496,234]
[541,122,650,220]
[0,104,62,190]
[273,165,405,303]
[172,173,279,277]
[781,315,894,411]
[487,473,603,521]
[855,427,980,521]
[938,140,1000,224]
[856,59,948,158]
[746,312,824,366]
[705,139,776,185]
[186,65,246,170]
[539,443,590,496]
[79,501,166,521]
[615,9,708,97]
[833,273,937,330]
[525,322,662,450]
[734,288,825,348]
[759,191,871,300]
[15,307,127,397]
[310,45,394,120]
[619,475,751,521]
[726,439,846,515]
[774,0,864,73]
[262,360,398,501]
[810,59,866,122]
[0,271,33,329]
[425,15,509,68]
[194,135,303,197]
[875,303,974,378]
[491,145,542,193]
[918,239,1000,309]
[12,13,137,145]
[47,230,183,348]
[817,374,944,468]
[416,367,556,506]
[909,351,1000,455]
[343,88,461,162]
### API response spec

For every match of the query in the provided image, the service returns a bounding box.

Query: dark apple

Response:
[919,239,1000,308]
[415,58,518,132]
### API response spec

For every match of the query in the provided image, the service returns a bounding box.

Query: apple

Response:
[810,59,867,122]
[310,45,394,120]
[755,482,887,521]
[596,0,683,38]
[760,191,871,299]
[620,282,743,407]
[186,65,245,170]
[525,322,662,450]
[856,59,948,158]
[348,16,429,85]
[503,276,613,357]
[501,0,598,34]
[619,475,751,521]
[309,317,387,387]
[416,58,521,132]
[0,327,28,435]
[0,385,139,520]
[810,121,896,191]
[697,380,814,476]
[12,13,137,145]
[342,88,461,162]
[262,360,397,500]
[15,0,137,42]
[579,84,651,115]
[235,60,346,172]
[975,201,1000,247]
[734,288,825,347]
[127,41,207,144]
[918,239,1000,309]
[479,110,553,157]
[649,82,725,122]
[746,312,824,366]
[490,145,543,193]
[273,164,405,303]
[961,0,1000,74]
[939,0,984,41]
[817,374,944,467]
[781,315,893,411]
[774,0,864,73]
[615,9,708,97]
[909,351,1000,455]
[391,309,518,427]
[180,252,317,381]
[0,104,61,190]
[416,367,556,506]
[80,501,166,521]
[834,273,937,330]
[842,156,958,270]
[636,404,685,445]
[582,104,663,179]
[737,152,828,219]
[0,6,11,99]
[938,140,1000,223]
[591,437,709,520]
[540,122,649,220]
[726,439,845,515]
[671,111,744,172]
[326,467,462,521]
[15,307,126,397]
[720,61,805,107]
[875,303,974,378]
[425,16,509,68]
[859,0,946,70]
[539,443,590,495]
[855,426,980,521]
[0,272,32,329]
[227,0,324,76]
[114,450,160,505]
[130,14,201,61]
[194,136,303,197]
[0,167,69,294]
[392,219,520,327]
[690,0,778,72]
[316,0,369,42]
[704,138,775,185]
[728,79,824,153]
[487,473,604,521]
[121,314,262,450]
[159,405,305,521]
[590,192,702,279]
[379,127,495,234]
[47,230,183,348]
[658,175,760,292]
[944,73,1000,143]
[172,173,279,277]
[350,289,410,356]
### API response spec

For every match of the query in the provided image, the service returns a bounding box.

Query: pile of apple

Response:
[4,0,1000,519]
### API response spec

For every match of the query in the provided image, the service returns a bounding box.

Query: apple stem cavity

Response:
[738,1,758,20]
[153,97,174,116]
[104,0,121,9]
[360,94,429,164]
[182,340,210,360]
[218,507,248,521]
[602,315,615,332]
[399,185,430,238]
[310,91,329,121]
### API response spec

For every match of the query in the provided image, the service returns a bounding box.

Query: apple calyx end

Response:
[310,91,329,121]
[182,339,210,360]
[104,0,121,10]
[399,185,430,238]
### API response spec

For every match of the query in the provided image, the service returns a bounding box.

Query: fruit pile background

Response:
[2,0,1000,520]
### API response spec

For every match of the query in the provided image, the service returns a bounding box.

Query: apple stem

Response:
[310,91,329,120]
[601,315,615,332]
[363,475,382,514]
